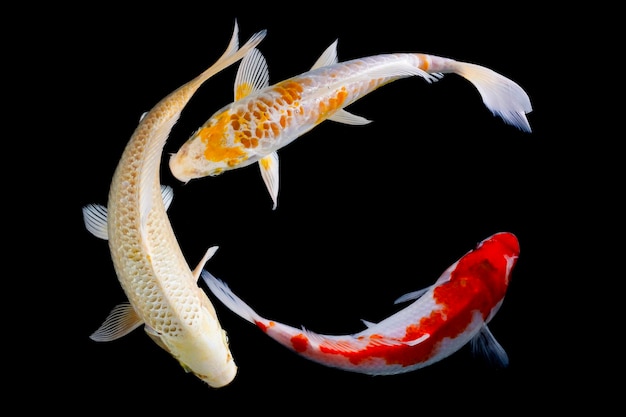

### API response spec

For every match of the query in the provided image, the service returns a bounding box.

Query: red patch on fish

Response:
[317,233,519,368]
[291,334,309,353]
[256,320,275,333]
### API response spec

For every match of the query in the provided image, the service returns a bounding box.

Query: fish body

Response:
[169,41,533,208]
[202,232,519,375]
[81,22,266,388]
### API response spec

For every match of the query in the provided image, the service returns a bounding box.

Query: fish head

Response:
[484,232,519,255]
[184,300,238,388]
[145,301,238,388]
[472,232,520,322]
[169,107,256,182]
[182,329,238,388]
[480,232,520,280]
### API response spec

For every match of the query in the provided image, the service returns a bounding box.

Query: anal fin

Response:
[328,109,372,125]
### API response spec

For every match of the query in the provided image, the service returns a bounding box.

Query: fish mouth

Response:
[168,152,194,183]
[195,360,238,388]
[169,151,226,182]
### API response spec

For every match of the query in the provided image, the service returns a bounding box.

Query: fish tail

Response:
[449,60,533,132]
[201,270,260,325]
[192,21,267,89]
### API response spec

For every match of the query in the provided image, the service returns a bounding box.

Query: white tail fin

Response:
[190,21,267,91]
[452,61,532,132]
[201,270,260,325]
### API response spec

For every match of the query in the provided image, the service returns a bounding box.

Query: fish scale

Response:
[107,97,197,335]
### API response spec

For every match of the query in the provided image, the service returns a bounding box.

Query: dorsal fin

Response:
[234,48,269,100]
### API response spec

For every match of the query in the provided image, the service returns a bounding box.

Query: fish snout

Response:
[196,357,238,388]
[169,150,225,182]
[169,151,194,183]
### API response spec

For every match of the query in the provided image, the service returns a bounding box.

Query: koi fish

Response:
[169,41,532,209]
[201,232,519,375]
[81,21,266,388]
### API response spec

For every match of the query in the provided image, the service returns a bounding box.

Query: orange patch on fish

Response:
[227,98,291,147]
[316,87,348,124]
[256,320,276,333]
[267,81,303,120]
[260,156,272,170]
[417,54,429,71]
[199,111,246,167]
[236,82,254,100]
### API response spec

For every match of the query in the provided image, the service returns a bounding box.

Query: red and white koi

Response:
[169,41,532,208]
[81,22,266,388]
[202,232,519,375]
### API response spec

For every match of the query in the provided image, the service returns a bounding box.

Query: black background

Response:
[27,6,610,414]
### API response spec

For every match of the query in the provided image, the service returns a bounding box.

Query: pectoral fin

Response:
[160,185,174,210]
[82,203,109,240]
[234,47,269,100]
[259,152,280,210]
[470,325,509,368]
[82,185,174,241]
[90,302,144,342]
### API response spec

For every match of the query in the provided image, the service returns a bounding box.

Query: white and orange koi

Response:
[169,41,533,209]
[81,22,266,388]
[202,232,519,375]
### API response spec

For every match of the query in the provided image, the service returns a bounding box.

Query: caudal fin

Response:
[201,270,260,325]
[452,61,532,132]
[190,20,267,91]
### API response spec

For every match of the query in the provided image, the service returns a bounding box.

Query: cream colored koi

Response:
[81,21,266,388]
[169,40,532,209]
